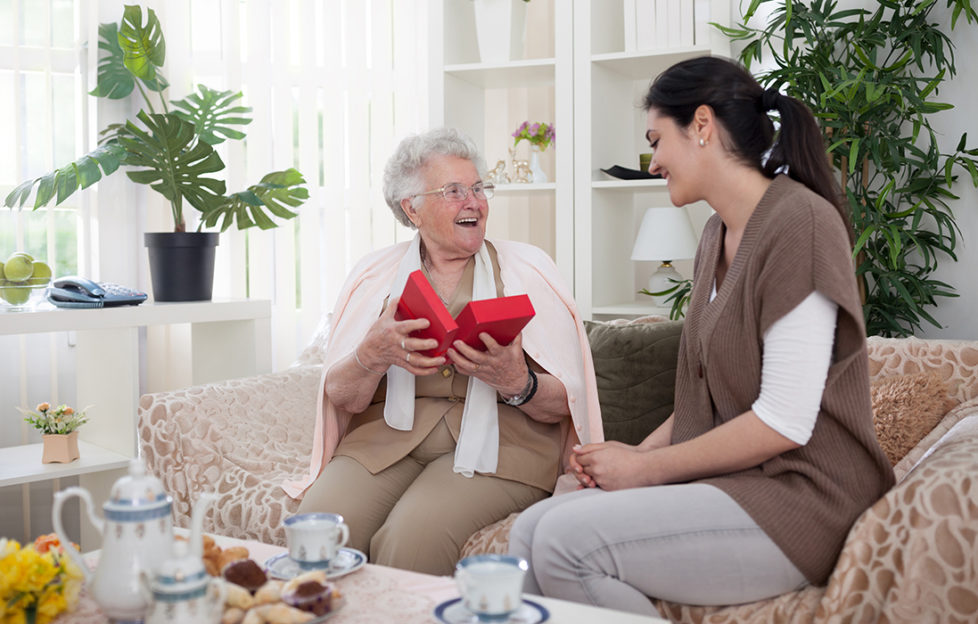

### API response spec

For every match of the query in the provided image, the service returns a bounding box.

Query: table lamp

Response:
[630,206,698,306]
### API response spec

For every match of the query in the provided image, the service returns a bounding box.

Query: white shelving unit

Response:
[432,0,729,320]
[0,300,271,547]
[430,0,573,288]
[574,0,730,320]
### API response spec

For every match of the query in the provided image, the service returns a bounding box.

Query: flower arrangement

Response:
[0,534,84,624]
[512,122,556,151]
[19,403,89,436]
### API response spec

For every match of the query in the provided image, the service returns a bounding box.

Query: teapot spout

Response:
[188,492,219,559]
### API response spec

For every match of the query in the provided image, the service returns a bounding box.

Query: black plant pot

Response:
[144,232,219,301]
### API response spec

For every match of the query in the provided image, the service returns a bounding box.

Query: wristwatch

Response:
[503,368,538,407]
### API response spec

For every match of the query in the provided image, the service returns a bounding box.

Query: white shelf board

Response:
[0,441,130,488]
[495,182,557,194]
[0,299,271,336]
[444,58,556,88]
[592,300,674,317]
[592,46,712,80]
[593,178,668,191]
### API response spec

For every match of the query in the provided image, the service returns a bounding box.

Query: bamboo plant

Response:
[4,4,307,233]
[714,0,978,337]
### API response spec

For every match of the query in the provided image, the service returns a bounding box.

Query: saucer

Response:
[264,548,366,581]
[600,165,662,180]
[433,598,550,624]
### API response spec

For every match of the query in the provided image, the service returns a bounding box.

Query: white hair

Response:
[382,127,487,228]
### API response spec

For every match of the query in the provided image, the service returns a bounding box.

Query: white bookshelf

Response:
[432,0,729,319]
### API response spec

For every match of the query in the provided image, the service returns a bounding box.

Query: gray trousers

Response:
[508,483,807,616]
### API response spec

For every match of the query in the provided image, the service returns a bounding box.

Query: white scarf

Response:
[383,234,500,477]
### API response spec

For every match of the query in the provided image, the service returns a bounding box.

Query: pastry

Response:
[223,558,268,594]
[253,580,285,605]
[224,581,255,610]
[280,580,337,617]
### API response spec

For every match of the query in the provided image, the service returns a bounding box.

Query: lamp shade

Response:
[630,207,698,261]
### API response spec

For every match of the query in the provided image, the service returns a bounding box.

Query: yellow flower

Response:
[0,538,81,624]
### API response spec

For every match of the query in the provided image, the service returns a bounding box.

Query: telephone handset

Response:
[46,276,148,308]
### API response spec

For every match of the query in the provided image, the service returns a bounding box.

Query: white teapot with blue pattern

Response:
[53,458,174,622]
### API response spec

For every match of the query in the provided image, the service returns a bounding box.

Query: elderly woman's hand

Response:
[447,333,528,397]
[358,296,447,375]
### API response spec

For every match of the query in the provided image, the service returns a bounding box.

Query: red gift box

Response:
[395,270,536,356]
[396,270,459,357]
[454,294,535,350]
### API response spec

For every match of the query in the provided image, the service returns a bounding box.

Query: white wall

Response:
[921,4,978,340]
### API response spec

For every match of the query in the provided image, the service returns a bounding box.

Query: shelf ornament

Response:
[20,402,91,464]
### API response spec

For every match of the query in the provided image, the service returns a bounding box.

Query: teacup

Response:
[454,554,528,622]
[284,512,350,569]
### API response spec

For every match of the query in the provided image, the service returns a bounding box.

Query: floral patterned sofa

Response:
[138,320,978,622]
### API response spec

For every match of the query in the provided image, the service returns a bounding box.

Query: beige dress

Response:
[297,243,567,575]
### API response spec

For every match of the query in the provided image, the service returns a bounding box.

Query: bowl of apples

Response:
[0,252,52,312]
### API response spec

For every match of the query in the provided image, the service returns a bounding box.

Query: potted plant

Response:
[512,121,555,183]
[3,5,309,301]
[19,402,91,464]
[717,0,978,337]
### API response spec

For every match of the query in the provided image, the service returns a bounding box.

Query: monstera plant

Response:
[4,5,308,300]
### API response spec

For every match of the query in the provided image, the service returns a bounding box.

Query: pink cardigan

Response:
[282,239,603,498]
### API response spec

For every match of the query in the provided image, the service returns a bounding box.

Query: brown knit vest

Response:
[674,175,894,584]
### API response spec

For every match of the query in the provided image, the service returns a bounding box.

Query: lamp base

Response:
[647,262,682,307]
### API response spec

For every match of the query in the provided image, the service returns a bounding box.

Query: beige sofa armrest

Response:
[138,365,323,546]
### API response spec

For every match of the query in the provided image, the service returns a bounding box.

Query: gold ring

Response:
[473,364,480,372]
[405,353,411,364]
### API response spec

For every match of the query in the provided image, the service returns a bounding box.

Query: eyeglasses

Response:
[415,181,495,202]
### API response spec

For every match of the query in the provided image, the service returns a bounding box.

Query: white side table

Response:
[1,300,271,547]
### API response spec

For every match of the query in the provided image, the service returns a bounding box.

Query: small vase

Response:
[529,146,548,184]
[473,0,527,64]
[42,431,80,464]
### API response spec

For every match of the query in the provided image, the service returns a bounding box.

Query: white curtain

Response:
[141,0,428,374]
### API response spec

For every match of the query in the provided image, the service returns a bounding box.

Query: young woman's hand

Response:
[572,441,656,491]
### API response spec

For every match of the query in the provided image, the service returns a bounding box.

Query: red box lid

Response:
[395,270,458,357]
[454,294,535,351]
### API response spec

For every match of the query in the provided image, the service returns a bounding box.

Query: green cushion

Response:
[585,319,684,446]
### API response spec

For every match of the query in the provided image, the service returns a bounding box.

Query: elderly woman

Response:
[283,127,601,575]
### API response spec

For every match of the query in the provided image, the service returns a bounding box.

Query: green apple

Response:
[4,253,33,282]
[0,285,31,305]
[28,261,52,285]
[0,261,4,280]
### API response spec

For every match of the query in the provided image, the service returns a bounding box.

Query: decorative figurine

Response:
[487,159,511,184]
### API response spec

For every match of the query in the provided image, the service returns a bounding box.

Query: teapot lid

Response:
[106,458,171,512]
[152,540,209,594]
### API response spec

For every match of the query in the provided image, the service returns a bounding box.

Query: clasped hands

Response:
[357,296,528,397]
[568,441,656,491]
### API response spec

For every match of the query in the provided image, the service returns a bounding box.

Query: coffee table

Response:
[57,533,667,623]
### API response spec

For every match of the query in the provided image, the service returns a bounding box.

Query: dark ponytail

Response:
[643,57,850,242]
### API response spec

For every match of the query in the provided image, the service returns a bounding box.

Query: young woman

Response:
[508,56,894,615]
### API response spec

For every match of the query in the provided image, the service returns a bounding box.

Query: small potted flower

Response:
[512,121,555,183]
[19,403,91,464]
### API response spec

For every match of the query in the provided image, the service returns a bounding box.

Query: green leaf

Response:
[171,86,253,145]
[201,168,306,232]
[118,5,166,85]
[2,142,127,209]
[121,111,227,229]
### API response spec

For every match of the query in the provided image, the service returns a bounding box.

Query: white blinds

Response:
[151,0,427,369]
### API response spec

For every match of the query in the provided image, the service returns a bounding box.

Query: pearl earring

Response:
[699,138,707,147]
